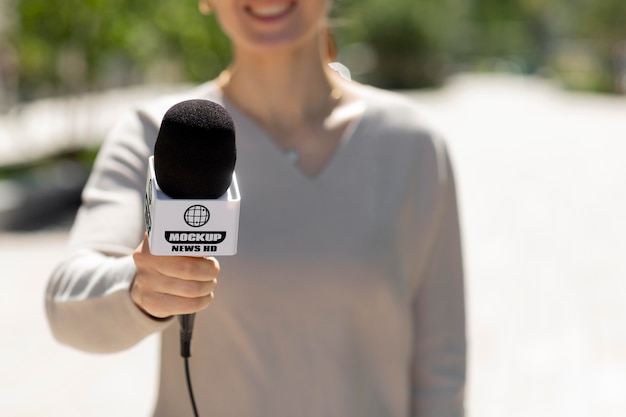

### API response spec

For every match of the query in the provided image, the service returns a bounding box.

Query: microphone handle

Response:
[178,313,196,358]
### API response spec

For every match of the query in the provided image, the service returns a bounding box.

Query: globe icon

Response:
[184,205,210,227]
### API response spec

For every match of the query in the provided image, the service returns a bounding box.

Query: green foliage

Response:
[567,0,626,92]
[336,0,468,88]
[13,0,230,99]
[7,0,626,98]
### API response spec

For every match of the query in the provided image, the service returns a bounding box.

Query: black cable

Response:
[184,356,200,417]
[179,314,199,417]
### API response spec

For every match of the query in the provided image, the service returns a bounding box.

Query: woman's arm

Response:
[411,145,467,417]
[45,109,174,353]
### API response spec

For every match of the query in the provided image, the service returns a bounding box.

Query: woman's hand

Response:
[130,234,220,319]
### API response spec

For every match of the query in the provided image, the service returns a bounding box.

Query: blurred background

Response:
[1,0,625,416]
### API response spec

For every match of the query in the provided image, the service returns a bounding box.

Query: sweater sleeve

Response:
[45,108,174,353]
[410,144,467,417]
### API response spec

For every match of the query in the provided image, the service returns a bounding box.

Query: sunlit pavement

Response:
[1,74,626,416]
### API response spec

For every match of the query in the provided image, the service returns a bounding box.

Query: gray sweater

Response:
[46,80,466,417]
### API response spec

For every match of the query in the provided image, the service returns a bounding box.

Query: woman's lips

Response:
[245,1,296,21]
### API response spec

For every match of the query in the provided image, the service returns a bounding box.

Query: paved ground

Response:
[413,75,626,417]
[1,74,626,416]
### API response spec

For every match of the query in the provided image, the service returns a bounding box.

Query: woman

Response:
[46,1,466,416]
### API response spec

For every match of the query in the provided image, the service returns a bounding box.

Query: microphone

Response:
[144,99,240,357]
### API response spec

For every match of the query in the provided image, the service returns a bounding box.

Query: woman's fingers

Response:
[136,233,221,281]
[151,255,220,283]
[131,234,222,318]
[135,271,217,299]
[133,288,215,318]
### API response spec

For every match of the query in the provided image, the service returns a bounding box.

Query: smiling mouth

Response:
[245,2,296,20]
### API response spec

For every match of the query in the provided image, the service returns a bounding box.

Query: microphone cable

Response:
[183,356,200,417]
[179,313,200,417]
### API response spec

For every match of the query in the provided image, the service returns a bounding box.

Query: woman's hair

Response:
[326,26,338,61]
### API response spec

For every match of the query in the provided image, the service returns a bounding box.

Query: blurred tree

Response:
[465,0,558,74]
[463,0,626,92]
[336,0,469,88]
[573,0,626,92]
[1,0,19,110]
[13,0,230,100]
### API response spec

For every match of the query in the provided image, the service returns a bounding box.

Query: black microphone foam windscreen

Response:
[154,99,236,199]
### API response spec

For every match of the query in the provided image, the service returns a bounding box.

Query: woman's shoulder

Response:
[346,83,454,196]
[353,82,438,126]
[132,81,223,127]
[98,81,224,158]
[349,82,447,150]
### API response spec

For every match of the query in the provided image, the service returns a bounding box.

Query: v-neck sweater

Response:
[46,81,466,417]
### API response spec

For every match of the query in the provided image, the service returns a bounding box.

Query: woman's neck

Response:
[217,44,343,134]
[214,39,364,178]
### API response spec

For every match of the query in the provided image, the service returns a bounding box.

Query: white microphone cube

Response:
[145,156,240,256]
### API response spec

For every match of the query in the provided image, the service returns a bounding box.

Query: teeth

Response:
[250,4,290,17]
